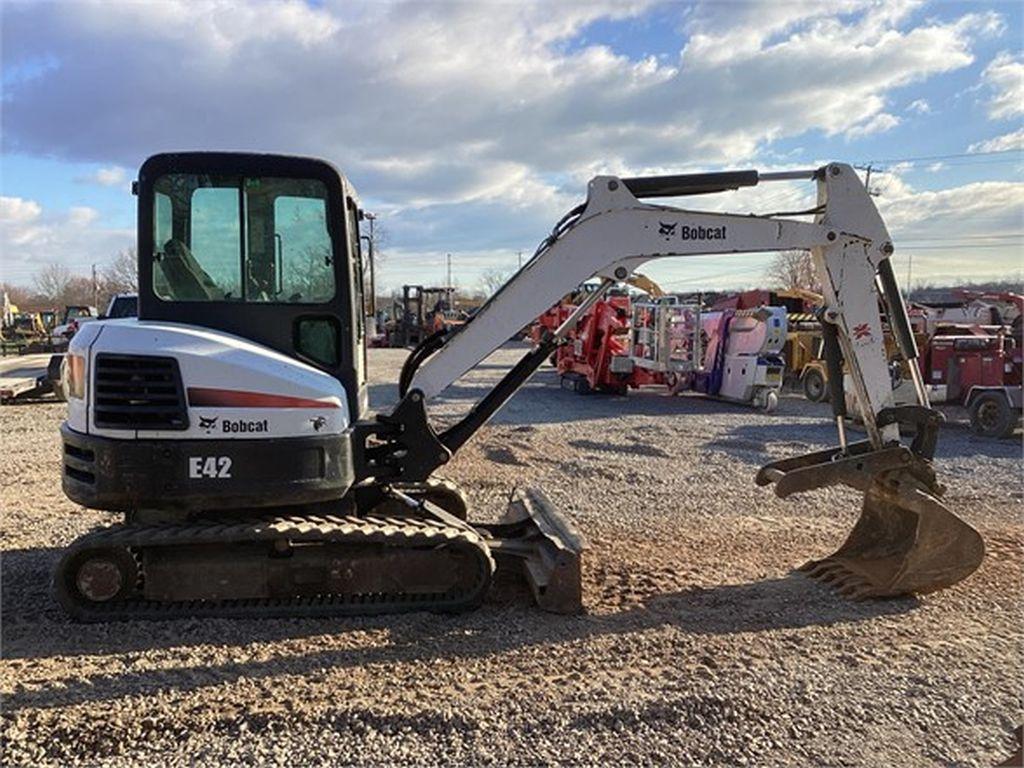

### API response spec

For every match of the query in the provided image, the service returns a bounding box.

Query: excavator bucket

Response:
[758,441,985,599]
[801,473,986,599]
[476,487,586,614]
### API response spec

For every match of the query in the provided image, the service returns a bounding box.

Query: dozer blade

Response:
[759,441,985,599]
[801,471,985,599]
[475,487,586,614]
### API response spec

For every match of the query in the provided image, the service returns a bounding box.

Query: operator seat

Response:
[155,239,226,301]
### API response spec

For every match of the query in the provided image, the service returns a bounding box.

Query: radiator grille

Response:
[93,354,188,430]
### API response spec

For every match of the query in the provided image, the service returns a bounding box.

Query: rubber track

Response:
[55,513,494,621]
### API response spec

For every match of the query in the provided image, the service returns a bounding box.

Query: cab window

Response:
[151,174,335,304]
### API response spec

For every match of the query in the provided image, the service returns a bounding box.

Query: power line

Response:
[658,265,767,287]
[897,233,1023,243]
[857,148,1021,165]
[899,242,1023,250]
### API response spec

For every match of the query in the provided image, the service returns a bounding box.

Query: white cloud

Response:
[868,166,1024,283]
[879,179,1024,236]
[0,196,42,224]
[68,206,99,226]
[845,113,901,140]
[981,51,1024,119]
[1,2,997,192]
[906,98,931,114]
[0,197,132,283]
[77,166,128,187]
[968,128,1024,153]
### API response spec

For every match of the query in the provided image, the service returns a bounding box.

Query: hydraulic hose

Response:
[876,258,919,362]
[877,256,930,406]
[819,315,847,419]
[398,330,448,399]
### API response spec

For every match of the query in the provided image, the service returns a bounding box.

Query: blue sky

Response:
[1,0,1021,293]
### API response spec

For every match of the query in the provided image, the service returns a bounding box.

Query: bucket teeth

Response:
[801,558,875,599]
[804,561,839,579]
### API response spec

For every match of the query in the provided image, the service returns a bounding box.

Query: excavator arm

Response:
[359,162,983,602]
[407,164,897,448]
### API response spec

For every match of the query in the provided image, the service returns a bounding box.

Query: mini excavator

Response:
[55,153,984,620]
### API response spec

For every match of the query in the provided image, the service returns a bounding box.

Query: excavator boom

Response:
[393,162,983,599]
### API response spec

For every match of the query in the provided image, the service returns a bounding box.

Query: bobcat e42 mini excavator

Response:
[56,152,984,620]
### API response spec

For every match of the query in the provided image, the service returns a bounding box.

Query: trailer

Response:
[0,353,62,404]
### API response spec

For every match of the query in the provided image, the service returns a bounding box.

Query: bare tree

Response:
[102,248,137,294]
[33,263,74,304]
[478,267,511,297]
[0,282,36,309]
[368,221,388,267]
[765,250,818,291]
[64,276,97,307]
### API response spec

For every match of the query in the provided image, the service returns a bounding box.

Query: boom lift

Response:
[55,153,983,620]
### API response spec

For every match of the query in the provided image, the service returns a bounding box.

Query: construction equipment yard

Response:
[2,343,1020,766]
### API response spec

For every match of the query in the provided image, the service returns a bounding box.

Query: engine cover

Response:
[67,319,349,441]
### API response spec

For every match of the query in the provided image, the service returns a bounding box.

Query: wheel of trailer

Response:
[573,376,592,395]
[57,546,139,608]
[802,369,828,403]
[969,393,1016,439]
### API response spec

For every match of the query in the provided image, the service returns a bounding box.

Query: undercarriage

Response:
[55,480,584,621]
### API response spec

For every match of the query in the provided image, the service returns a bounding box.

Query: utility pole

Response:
[446,253,453,307]
[91,264,98,309]
[517,250,523,269]
[854,163,878,196]
[906,252,913,300]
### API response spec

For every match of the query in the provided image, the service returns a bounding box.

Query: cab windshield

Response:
[152,174,336,303]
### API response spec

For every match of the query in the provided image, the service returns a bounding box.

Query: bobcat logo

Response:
[310,416,327,432]
[658,221,677,238]
[199,416,218,433]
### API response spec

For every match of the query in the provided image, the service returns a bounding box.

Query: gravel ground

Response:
[2,343,1022,766]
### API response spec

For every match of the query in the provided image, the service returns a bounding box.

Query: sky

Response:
[1,0,1022,295]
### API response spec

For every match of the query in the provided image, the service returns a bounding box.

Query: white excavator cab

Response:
[139,152,369,418]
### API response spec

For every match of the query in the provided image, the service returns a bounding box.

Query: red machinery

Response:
[537,288,787,409]
[553,290,660,394]
[898,292,1023,437]
[918,323,1022,438]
